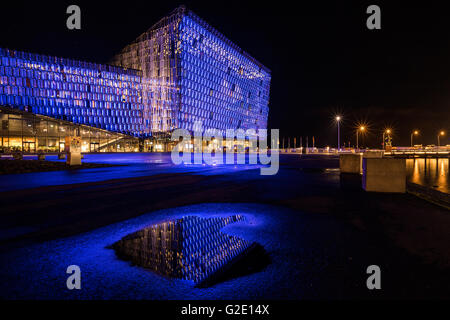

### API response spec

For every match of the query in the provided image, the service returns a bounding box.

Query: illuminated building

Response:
[0,6,270,152]
[111,6,271,136]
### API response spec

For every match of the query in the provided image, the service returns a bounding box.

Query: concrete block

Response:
[340,154,362,174]
[363,150,384,158]
[66,152,82,166]
[362,158,406,193]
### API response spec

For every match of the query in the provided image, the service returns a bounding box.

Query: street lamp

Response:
[437,131,445,147]
[356,126,365,150]
[411,130,419,148]
[335,116,341,151]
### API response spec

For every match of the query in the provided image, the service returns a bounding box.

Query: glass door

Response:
[23,142,36,153]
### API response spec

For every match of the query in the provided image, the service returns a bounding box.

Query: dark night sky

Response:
[0,0,449,147]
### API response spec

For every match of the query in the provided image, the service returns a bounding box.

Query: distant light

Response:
[386,129,391,134]
[360,126,365,131]
[336,116,341,121]
[440,131,445,136]
[414,130,419,135]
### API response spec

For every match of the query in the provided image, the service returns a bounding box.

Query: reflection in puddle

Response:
[112,215,261,286]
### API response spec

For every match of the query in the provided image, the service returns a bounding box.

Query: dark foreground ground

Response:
[0,158,117,175]
[0,154,449,299]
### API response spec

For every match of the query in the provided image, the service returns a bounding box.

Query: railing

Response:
[96,136,125,151]
[277,146,450,158]
[384,147,450,158]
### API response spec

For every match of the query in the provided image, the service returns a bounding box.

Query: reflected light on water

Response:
[112,215,255,286]
[406,158,449,193]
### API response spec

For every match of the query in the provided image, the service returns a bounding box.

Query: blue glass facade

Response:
[177,12,270,133]
[111,6,271,135]
[0,6,270,141]
[0,49,146,137]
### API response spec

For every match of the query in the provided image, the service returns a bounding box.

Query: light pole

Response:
[335,116,341,151]
[411,130,419,148]
[437,131,445,147]
[356,126,365,150]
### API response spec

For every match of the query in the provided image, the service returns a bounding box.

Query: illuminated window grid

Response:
[0,48,147,137]
[111,6,271,136]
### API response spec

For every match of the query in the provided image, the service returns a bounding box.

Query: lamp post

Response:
[356,126,365,150]
[335,116,341,151]
[437,131,445,147]
[411,130,419,148]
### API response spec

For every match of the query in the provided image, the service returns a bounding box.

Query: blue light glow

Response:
[0,7,271,138]
[112,215,254,286]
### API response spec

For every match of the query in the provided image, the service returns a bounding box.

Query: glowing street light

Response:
[437,131,445,147]
[336,116,341,151]
[411,130,419,147]
[356,126,365,150]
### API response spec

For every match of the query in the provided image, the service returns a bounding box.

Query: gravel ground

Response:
[0,203,383,299]
[0,154,448,299]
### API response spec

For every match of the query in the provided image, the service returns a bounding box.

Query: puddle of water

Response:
[111,215,262,287]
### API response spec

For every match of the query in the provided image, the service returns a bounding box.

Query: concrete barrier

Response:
[66,152,82,165]
[362,158,406,193]
[339,154,362,174]
[363,150,384,158]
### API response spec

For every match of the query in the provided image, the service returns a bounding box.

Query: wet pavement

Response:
[0,153,447,193]
[0,203,387,299]
[0,153,264,192]
[0,153,449,299]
